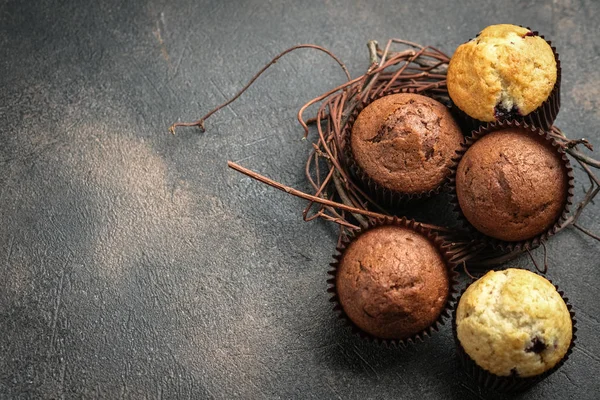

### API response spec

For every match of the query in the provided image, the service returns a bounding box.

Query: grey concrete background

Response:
[1,0,599,398]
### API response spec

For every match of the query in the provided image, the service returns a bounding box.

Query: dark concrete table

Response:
[1,0,599,398]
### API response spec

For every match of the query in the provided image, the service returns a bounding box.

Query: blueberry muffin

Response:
[447,24,557,123]
[456,268,572,378]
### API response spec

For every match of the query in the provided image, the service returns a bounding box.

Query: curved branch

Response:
[169,44,351,134]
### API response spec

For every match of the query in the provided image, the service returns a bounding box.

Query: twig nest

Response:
[452,123,572,244]
[454,268,575,391]
[329,218,457,344]
[349,93,464,200]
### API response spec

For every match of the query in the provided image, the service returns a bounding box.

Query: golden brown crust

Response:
[336,225,449,339]
[350,93,463,194]
[447,24,557,122]
[456,269,572,378]
[456,128,568,242]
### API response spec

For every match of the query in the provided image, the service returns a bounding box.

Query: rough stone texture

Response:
[1,0,599,399]
[336,225,449,340]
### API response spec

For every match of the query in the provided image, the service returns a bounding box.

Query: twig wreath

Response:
[169,39,599,273]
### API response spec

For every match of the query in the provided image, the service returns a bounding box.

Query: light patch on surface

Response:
[56,123,201,280]
[153,13,171,65]
[175,287,282,398]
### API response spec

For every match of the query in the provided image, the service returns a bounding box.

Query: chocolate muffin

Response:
[447,24,558,124]
[455,269,573,379]
[335,224,450,340]
[455,128,569,242]
[350,93,464,195]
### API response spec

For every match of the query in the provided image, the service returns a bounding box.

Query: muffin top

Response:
[456,268,572,378]
[447,24,557,122]
[456,128,568,242]
[336,225,450,340]
[350,93,463,194]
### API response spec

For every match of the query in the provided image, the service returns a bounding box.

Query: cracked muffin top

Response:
[447,24,557,122]
[456,268,572,378]
[350,93,464,194]
[455,128,569,242]
[336,225,450,339]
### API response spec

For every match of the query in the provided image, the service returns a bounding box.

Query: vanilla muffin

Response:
[350,93,464,196]
[447,24,557,123]
[456,269,572,378]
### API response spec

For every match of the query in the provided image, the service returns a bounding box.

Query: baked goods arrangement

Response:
[171,23,598,393]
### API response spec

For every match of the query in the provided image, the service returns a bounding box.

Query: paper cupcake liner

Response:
[327,216,459,347]
[451,107,482,137]
[447,120,574,253]
[451,29,561,132]
[341,88,465,208]
[452,278,577,393]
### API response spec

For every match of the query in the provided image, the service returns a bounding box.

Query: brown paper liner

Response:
[341,88,465,207]
[452,277,577,393]
[450,30,561,132]
[327,216,459,347]
[447,120,574,253]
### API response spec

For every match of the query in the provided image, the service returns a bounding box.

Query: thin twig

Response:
[567,148,600,169]
[573,223,600,242]
[228,161,454,234]
[526,243,548,274]
[332,171,369,228]
[462,261,478,280]
[169,44,351,134]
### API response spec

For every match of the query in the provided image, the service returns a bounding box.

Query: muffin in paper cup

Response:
[452,268,576,393]
[327,216,459,347]
[448,120,574,253]
[447,25,561,132]
[341,88,465,207]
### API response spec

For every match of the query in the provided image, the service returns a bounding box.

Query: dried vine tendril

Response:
[169,39,600,269]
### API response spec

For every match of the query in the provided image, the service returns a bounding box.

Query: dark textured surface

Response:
[1,0,599,398]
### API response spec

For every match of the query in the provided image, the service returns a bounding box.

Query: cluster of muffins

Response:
[448,25,572,248]
[331,23,576,393]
